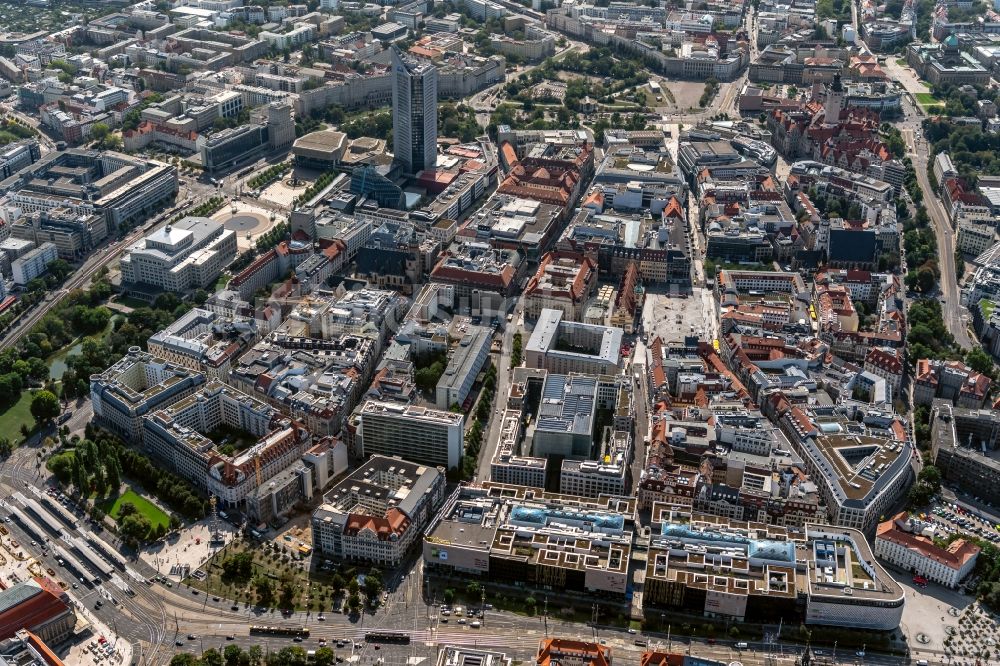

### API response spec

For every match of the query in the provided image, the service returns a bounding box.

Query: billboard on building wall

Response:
[423,541,489,572]
[584,567,627,595]
[704,589,748,619]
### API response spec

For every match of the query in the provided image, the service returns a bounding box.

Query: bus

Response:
[364,631,409,644]
[250,626,310,637]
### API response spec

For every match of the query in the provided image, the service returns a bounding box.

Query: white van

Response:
[736,642,749,650]
[470,621,481,628]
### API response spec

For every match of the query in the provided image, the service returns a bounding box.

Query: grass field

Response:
[0,391,37,444]
[100,489,170,531]
[915,92,944,110]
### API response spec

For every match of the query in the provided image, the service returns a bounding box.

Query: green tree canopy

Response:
[30,390,60,424]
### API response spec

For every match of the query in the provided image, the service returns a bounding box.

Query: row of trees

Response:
[295,171,337,206]
[247,163,291,191]
[511,332,523,368]
[48,436,122,500]
[253,221,289,254]
[906,299,958,365]
[170,645,332,666]
[172,197,226,224]
[455,363,498,480]
[53,427,206,523]
[897,157,940,295]
[0,116,36,148]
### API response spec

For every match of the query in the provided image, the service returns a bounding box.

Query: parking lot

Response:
[925,501,1000,547]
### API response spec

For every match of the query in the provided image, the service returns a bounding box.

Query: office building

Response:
[198,124,269,173]
[11,242,57,285]
[437,647,511,666]
[523,251,598,322]
[643,508,905,630]
[436,326,492,410]
[10,209,108,260]
[931,401,1000,505]
[525,308,622,375]
[0,149,177,231]
[358,400,464,469]
[312,454,445,566]
[0,629,67,666]
[231,333,377,437]
[147,308,260,381]
[142,380,311,511]
[120,217,237,297]
[423,485,635,597]
[91,349,207,444]
[536,640,611,666]
[488,367,632,498]
[913,359,991,409]
[392,47,438,174]
[0,140,41,179]
[773,398,912,533]
[429,242,521,316]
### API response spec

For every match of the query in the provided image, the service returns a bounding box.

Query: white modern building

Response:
[358,400,464,469]
[11,242,58,285]
[524,308,622,375]
[435,327,492,410]
[120,216,237,296]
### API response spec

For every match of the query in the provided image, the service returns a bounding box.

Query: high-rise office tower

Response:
[392,47,438,174]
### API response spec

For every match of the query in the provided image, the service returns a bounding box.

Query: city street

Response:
[896,93,975,349]
[474,298,524,483]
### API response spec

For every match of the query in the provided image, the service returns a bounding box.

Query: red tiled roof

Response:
[865,348,903,375]
[0,577,70,643]
[344,507,410,540]
[877,512,980,571]
[537,639,611,666]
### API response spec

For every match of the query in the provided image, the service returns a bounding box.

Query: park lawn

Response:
[100,489,170,531]
[982,300,996,320]
[185,540,353,611]
[914,92,939,105]
[0,391,37,444]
